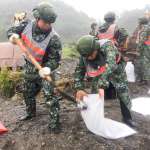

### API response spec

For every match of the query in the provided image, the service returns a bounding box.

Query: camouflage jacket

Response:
[7,19,62,71]
[98,22,128,46]
[74,40,125,90]
[138,24,150,47]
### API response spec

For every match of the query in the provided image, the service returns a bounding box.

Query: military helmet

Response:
[77,35,100,57]
[104,12,116,23]
[138,17,149,25]
[32,3,57,23]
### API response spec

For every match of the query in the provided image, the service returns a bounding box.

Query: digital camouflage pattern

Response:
[7,19,62,129]
[74,41,131,109]
[137,23,150,80]
[23,61,60,129]
[98,22,128,49]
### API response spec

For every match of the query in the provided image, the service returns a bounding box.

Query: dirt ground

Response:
[1,60,150,150]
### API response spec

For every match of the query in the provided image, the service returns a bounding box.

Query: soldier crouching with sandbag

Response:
[74,35,136,127]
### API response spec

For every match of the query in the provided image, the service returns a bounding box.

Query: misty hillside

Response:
[0,0,94,42]
[118,8,147,34]
[0,0,149,42]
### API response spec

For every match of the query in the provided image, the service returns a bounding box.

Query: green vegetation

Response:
[62,43,79,59]
[0,0,94,42]
[0,69,23,98]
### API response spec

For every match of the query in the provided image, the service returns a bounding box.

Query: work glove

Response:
[9,33,19,44]
[99,89,104,98]
[39,67,51,78]
[76,90,88,101]
[76,90,88,110]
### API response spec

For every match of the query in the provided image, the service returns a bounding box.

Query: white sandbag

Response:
[125,61,135,82]
[132,97,150,115]
[81,94,136,139]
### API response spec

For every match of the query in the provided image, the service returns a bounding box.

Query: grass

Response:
[62,43,79,59]
[0,68,23,98]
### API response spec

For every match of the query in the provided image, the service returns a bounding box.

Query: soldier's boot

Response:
[48,114,61,134]
[48,122,61,134]
[47,97,61,134]
[120,101,136,128]
[20,102,36,121]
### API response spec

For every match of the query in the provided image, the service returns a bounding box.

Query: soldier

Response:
[89,22,98,36]
[98,12,128,53]
[98,12,129,99]
[7,3,62,133]
[134,17,149,84]
[137,17,150,87]
[74,35,135,127]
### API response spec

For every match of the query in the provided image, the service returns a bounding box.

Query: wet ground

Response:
[1,59,150,150]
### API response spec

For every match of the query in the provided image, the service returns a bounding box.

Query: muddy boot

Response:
[120,101,136,128]
[48,123,61,134]
[20,114,36,121]
[48,113,61,134]
[20,103,36,121]
[123,119,136,128]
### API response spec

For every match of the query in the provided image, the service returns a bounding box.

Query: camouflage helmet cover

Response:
[77,35,100,57]
[33,2,57,23]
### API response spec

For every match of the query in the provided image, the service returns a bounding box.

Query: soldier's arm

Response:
[98,42,118,88]
[7,20,28,39]
[137,26,148,51]
[139,27,148,44]
[74,57,86,90]
[42,35,62,71]
[115,27,128,44]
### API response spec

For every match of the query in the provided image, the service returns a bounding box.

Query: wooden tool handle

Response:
[16,39,52,82]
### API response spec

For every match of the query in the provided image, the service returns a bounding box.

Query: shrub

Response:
[0,68,23,98]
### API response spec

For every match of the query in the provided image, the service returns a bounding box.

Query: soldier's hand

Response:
[76,90,88,101]
[9,33,19,44]
[39,67,51,78]
[99,89,104,98]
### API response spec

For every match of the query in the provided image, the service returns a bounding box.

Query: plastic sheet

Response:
[81,94,136,139]
[132,97,150,115]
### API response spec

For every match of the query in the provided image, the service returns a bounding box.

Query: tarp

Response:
[0,121,8,135]
[132,97,150,115]
[81,94,136,139]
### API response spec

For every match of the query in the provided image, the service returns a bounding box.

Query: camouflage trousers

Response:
[23,60,60,129]
[91,64,131,110]
[134,57,144,82]
[139,46,150,81]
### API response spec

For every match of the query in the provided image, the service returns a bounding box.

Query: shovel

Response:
[15,38,76,103]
